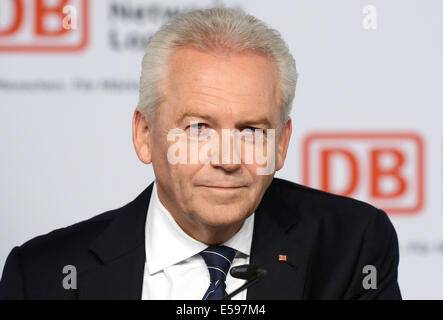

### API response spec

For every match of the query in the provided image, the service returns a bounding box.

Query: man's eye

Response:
[242,126,259,133]
[189,123,207,130]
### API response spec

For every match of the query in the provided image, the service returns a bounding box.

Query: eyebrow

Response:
[236,117,273,128]
[177,111,214,124]
[177,110,274,128]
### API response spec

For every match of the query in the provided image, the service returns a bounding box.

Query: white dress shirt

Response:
[142,181,255,300]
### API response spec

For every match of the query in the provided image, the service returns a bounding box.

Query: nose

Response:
[212,160,241,172]
[210,131,242,172]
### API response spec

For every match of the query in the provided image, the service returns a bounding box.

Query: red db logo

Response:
[0,0,88,51]
[302,132,424,214]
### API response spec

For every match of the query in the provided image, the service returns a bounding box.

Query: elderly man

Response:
[0,8,401,300]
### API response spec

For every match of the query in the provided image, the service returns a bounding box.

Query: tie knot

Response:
[199,245,237,283]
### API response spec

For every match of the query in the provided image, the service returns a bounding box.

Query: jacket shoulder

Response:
[269,178,400,299]
[15,199,138,278]
[0,208,121,298]
[20,208,117,254]
[270,177,389,229]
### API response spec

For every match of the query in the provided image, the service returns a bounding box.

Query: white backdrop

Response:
[1,0,442,299]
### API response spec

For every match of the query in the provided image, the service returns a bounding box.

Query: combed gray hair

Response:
[137,7,298,129]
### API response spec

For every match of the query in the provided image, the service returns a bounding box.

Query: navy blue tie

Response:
[199,245,237,300]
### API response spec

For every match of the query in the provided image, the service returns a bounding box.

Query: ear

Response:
[132,109,152,164]
[275,117,292,171]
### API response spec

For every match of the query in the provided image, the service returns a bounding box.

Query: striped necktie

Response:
[199,245,237,300]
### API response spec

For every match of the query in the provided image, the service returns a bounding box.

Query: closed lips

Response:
[204,185,244,188]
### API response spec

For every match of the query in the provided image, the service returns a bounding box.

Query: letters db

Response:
[302,132,424,214]
[0,0,88,51]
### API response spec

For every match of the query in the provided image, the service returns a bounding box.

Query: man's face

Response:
[143,46,291,231]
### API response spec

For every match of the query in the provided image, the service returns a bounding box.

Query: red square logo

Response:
[302,132,424,214]
[0,0,89,52]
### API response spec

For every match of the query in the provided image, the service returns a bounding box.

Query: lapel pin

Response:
[278,254,287,261]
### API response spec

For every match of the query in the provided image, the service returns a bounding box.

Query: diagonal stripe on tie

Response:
[199,245,237,300]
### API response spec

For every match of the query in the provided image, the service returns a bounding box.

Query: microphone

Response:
[222,264,267,300]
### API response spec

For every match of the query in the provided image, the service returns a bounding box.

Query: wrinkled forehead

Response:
[162,46,282,126]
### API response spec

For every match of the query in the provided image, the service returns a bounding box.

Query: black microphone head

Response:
[230,264,267,280]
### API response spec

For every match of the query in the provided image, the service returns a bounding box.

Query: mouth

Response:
[202,186,246,190]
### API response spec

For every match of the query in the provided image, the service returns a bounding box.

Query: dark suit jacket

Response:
[0,178,401,299]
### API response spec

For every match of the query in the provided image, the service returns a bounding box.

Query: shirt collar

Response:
[145,180,254,275]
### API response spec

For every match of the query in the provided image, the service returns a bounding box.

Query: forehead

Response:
[164,46,281,123]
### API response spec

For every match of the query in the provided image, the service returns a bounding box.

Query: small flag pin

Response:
[278,254,287,261]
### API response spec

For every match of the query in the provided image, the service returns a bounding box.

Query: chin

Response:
[195,205,250,227]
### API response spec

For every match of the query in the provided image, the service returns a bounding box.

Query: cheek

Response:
[172,163,201,181]
[242,164,263,190]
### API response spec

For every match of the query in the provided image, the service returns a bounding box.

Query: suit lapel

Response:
[78,183,154,299]
[247,180,318,300]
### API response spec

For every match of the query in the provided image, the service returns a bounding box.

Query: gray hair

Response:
[137,7,298,129]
